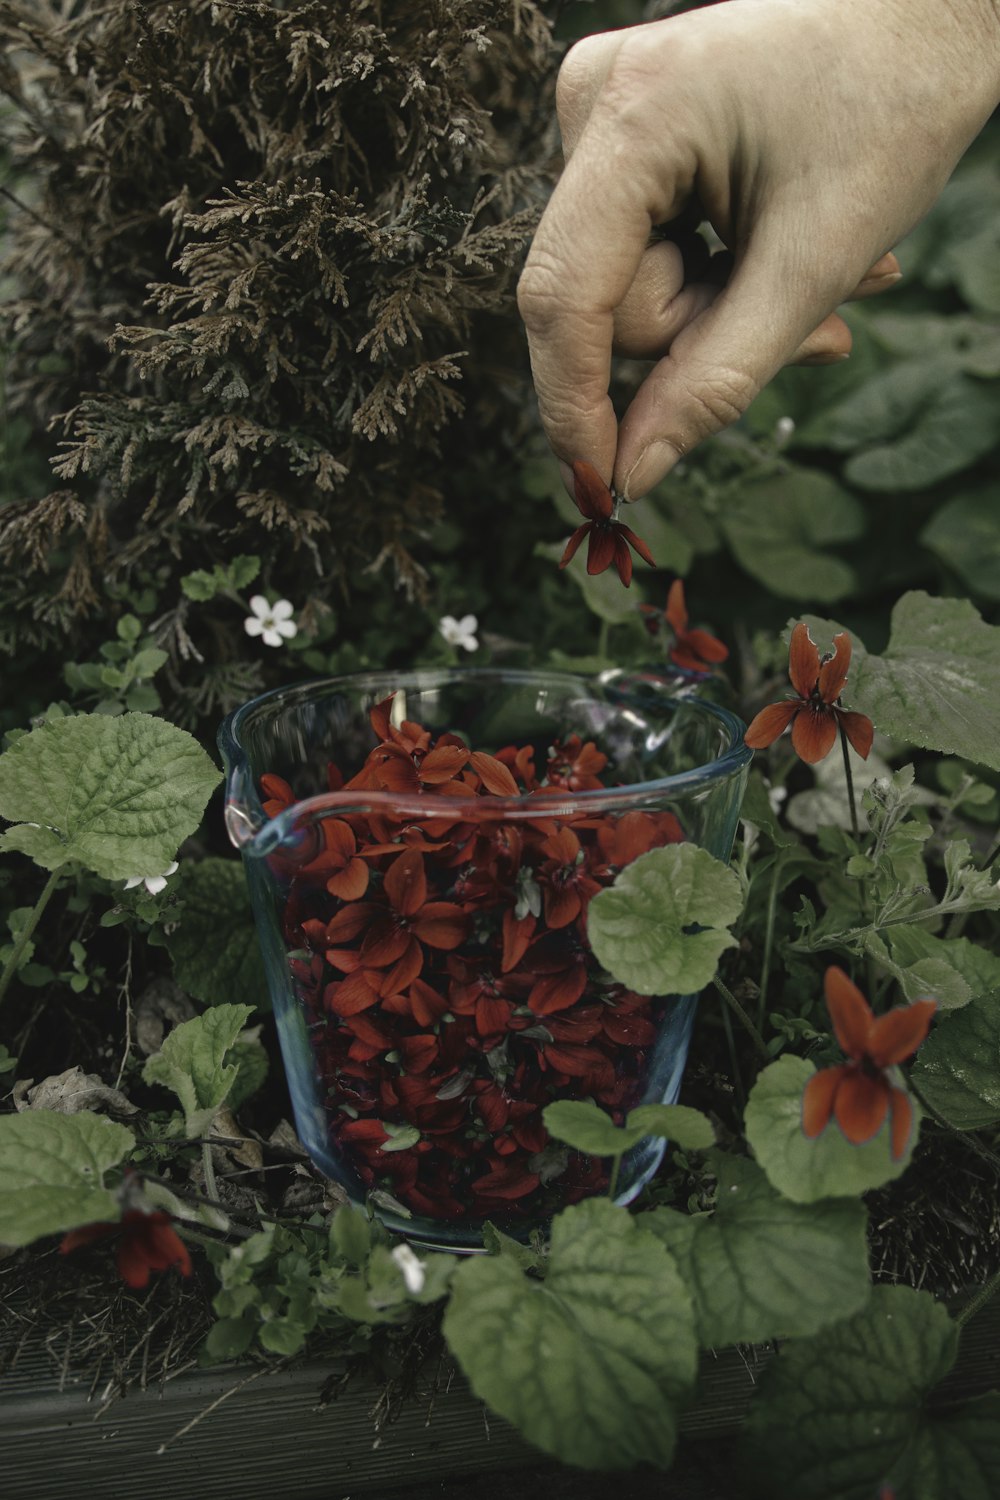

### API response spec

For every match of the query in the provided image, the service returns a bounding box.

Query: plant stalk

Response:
[0,867,63,1009]
[713,976,771,1063]
[956,1265,1000,1330]
[840,725,859,841]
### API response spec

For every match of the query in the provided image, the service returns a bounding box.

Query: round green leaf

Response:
[738,1286,959,1500]
[921,488,1000,602]
[720,468,863,603]
[910,991,1000,1129]
[646,1155,870,1347]
[901,1393,1000,1500]
[744,1055,918,1203]
[588,844,743,997]
[167,858,270,1011]
[0,712,221,878]
[0,1110,135,1247]
[851,593,1000,773]
[443,1197,697,1470]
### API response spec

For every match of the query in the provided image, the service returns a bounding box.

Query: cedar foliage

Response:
[0,0,559,714]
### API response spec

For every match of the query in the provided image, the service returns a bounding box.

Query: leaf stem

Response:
[607,1152,623,1200]
[201,1139,219,1202]
[756,859,780,1030]
[0,866,63,1008]
[713,975,770,1063]
[956,1264,1000,1329]
[597,617,610,660]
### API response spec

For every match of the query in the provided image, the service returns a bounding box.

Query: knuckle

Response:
[679,367,759,437]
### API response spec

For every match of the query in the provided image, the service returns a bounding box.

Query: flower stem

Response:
[0,866,63,1009]
[597,617,610,660]
[839,725,859,841]
[713,976,771,1063]
[756,859,780,1030]
[607,1151,624,1200]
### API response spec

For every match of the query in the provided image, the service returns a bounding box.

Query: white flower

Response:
[774,416,796,447]
[124,861,179,896]
[244,595,298,647]
[391,1242,427,1295]
[767,785,788,816]
[438,613,479,652]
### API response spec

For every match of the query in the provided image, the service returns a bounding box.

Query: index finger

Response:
[517,139,663,486]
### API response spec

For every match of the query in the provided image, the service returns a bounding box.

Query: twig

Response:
[713,976,771,1063]
[156,1363,275,1453]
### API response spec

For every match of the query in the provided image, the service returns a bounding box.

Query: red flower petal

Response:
[369,695,396,742]
[833,1069,891,1145]
[359,922,415,969]
[616,522,655,568]
[682,627,729,664]
[411,903,470,949]
[788,623,820,700]
[326,858,370,901]
[383,848,427,917]
[502,910,535,972]
[420,744,471,783]
[586,525,616,576]
[743,699,800,749]
[801,1064,846,1139]
[528,965,587,1015]
[543,884,581,929]
[817,632,852,704]
[470,1163,541,1200]
[407,978,450,1026]
[559,523,592,570]
[866,998,936,1069]
[790,703,838,764]
[665,578,688,635]
[571,460,614,521]
[469,752,520,795]
[824,966,874,1059]
[837,709,875,760]
[326,969,381,1016]
[611,531,633,587]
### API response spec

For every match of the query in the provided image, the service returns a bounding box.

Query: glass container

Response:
[220,667,750,1249]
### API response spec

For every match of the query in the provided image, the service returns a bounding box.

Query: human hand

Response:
[518,0,1000,499]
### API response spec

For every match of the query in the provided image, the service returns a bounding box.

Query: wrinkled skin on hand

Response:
[518,0,1000,499]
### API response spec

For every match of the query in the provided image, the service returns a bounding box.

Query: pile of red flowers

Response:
[261,697,684,1225]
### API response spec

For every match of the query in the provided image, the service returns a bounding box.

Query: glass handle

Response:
[223,761,266,849]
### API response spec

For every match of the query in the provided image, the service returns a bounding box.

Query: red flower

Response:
[802,967,935,1160]
[358,848,469,971]
[559,460,655,587]
[60,1210,192,1290]
[662,580,729,672]
[744,623,874,765]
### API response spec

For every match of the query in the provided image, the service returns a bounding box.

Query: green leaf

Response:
[910,991,1000,1129]
[0,823,74,868]
[226,1033,269,1112]
[719,468,863,603]
[867,311,1000,377]
[921,488,1000,601]
[744,1055,918,1203]
[844,374,1000,492]
[849,593,1000,772]
[443,1197,697,1470]
[646,1153,870,1346]
[588,844,743,996]
[203,1317,256,1362]
[0,713,221,878]
[796,358,948,451]
[329,1204,372,1268]
[227,555,261,590]
[900,1392,1000,1499]
[142,1003,255,1138]
[543,1099,714,1157]
[738,1286,959,1500]
[181,569,219,602]
[0,1110,135,1247]
[888,927,1000,1001]
[166,858,270,1011]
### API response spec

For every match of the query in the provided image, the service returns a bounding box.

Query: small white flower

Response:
[244,595,298,648]
[438,613,479,652]
[391,1242,427,1295]
[767,785,788,816]
[774,415,796,447]
[124,861,179,896]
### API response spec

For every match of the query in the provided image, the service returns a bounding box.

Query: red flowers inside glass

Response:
[60,1209,192,1290]
[744,623,874,765]
[266,695,686,1226]
[559,460,655,587]
[802,967,935,1160]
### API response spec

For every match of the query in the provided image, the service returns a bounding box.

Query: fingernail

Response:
[622,440,677,501]
[860,271,903,291]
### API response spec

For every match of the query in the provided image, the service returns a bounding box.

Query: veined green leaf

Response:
[142,1003,255,1138]
[0,1110,135,1247]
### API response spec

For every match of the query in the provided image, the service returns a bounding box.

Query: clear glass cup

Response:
[220,667,751,1249]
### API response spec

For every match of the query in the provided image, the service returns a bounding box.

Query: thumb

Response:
[614,238,840,499]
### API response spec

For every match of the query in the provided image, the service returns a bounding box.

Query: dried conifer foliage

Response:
[0,0,558,668]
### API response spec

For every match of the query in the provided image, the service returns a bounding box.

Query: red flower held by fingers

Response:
[663,579,729,672]
[559,460,655,588]
[802,967,936,1161]
[744,622,874,765]
[60,1209,192,1290]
